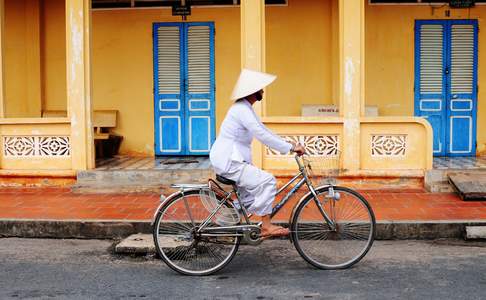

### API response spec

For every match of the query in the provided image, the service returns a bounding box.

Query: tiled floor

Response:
[98,156,486,171]
[0,187,485,222]
[95,156,211,170]
[433,156,486,170]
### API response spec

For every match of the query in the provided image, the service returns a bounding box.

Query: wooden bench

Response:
[42,110,118,140]
[92,110,117,140]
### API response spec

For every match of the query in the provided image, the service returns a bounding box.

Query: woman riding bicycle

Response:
[209,69,305,239]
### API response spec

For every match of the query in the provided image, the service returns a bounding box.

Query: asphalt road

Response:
[1,238,486,299]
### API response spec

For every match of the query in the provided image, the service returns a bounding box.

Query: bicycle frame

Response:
[197,155,336,234]
[270,156,335,228]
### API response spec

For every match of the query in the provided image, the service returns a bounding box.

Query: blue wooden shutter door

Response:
[447,20,478,156]
[154,23,184,155]
[415,21,447,156]
[184,23,215,155]
[154,22,215,156]
[415,20,478,157]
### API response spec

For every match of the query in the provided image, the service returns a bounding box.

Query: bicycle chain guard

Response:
[240,225,262,246]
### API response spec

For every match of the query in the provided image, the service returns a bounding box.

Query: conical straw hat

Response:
[230,68,277,101]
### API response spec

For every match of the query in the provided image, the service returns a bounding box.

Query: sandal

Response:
[260,227,290,240]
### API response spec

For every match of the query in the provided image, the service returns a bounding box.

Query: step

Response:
[425,169,486,193]
[449,172,486,200]
[73,168,214,193]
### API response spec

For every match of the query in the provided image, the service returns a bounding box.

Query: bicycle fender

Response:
[288,185,331,244]
[150,189,202,225]
[151,191,179,225]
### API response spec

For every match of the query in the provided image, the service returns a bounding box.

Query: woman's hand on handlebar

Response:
[291,143,305,156]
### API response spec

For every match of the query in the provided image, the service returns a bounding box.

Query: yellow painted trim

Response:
[0,118,70,125]
[1,158,72,170]
[0,169,75,177]
[262,116,344,124]
[0,122,70,135]
[269,168,425,178]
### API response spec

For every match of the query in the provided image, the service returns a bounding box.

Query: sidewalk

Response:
[0,187,485,239]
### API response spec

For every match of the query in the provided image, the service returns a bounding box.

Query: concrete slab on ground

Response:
[449,172,486,200]
[466,226,486,239]
[115,233,155,254]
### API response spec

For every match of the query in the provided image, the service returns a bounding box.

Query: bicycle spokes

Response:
[291,186,375,269]
[154,191,240,275]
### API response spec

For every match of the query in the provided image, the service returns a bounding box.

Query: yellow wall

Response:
[5,0,485,156]
[365,3,486,154]
[90,1,332,155]
[41,0,66,112]
[1,0,350,157]
[4,0,65,117]
[4,0,41,117]
[266,0,334,116]
[91,8,240,155]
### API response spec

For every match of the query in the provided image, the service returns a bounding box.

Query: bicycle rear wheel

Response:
[291,186,375,270]
[153,189,241,276]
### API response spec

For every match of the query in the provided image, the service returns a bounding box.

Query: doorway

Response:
[414,20,478,156]
[153,22,215,156]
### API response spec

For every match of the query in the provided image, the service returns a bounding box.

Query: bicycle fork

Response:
[308,184,339,231]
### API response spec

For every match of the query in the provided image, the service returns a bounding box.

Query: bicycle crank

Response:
[240,225,262,246]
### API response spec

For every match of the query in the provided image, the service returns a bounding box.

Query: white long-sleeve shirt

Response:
[210,99,292,174]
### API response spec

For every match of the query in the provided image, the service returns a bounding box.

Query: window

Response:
[92,0,288,9]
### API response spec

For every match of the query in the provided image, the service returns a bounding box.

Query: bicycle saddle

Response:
[216,174,236,186]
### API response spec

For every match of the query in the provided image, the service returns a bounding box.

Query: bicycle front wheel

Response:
[153,189,241,276]
[291,186,375,270]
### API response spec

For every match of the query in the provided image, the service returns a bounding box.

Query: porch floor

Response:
[433,157,486,170]
[95,156,486,171]
[95,156,211,170]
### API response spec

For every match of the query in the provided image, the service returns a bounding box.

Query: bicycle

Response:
[152,154,376,276]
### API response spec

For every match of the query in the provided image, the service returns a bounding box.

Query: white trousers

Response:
[220,160,277,216]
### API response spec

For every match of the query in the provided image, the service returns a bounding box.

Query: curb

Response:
[1,219,486,240]
[0,219,151,239]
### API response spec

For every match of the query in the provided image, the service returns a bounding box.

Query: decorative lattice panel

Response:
[3,136,71,157]
[266,135,340,157]
[371,135,407,156]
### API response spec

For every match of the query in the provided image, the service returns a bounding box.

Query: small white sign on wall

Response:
[302,104,379,117]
